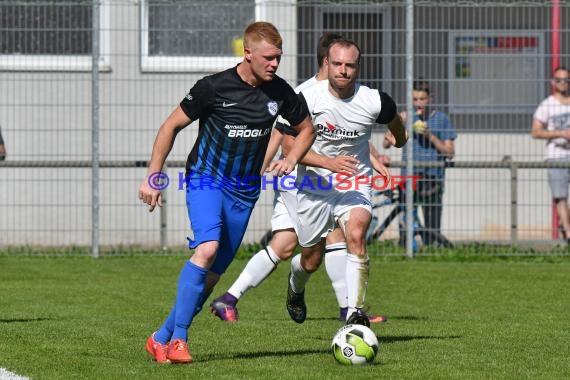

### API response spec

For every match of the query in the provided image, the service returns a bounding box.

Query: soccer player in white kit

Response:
[286,38,408,326]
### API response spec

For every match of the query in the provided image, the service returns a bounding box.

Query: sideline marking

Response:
[0,368,29,380]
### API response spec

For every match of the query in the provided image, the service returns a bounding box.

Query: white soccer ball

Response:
[331,324,379,365]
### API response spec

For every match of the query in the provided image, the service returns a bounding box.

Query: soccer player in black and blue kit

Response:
[138,21,315,364]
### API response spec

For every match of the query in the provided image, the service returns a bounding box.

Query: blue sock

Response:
[192,288,213,318]
[171,260,208,341]
[154,307,176,345]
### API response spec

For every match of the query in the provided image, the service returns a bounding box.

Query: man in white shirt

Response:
[532,66,570,242]
[286,38,407,326]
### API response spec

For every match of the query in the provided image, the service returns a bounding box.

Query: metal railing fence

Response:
[1,0,569,256]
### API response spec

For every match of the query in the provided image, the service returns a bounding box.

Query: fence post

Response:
[510,162,518,245]
[405,0,414,259]
[91,0,100,258]
[160,163,167,250]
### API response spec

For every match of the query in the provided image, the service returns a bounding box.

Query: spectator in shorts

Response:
[532,66,570,242]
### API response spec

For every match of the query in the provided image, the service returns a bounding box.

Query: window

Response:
[141,0,257,72]
[448,31,545,114]
[297,4,391,92]
[0,0,110,71]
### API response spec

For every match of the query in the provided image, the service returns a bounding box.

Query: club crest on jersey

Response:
[267,101,278,116]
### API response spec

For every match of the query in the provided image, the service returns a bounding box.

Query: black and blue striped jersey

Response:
[180,65,308,204]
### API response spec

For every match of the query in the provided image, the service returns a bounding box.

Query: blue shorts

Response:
[186,182,254,275]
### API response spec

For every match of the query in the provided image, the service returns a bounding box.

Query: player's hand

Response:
[266,157,296,177]
[415,123,430,136]
[325,155,360,174]
[375,162,391,184]
[560,129,570,140]
[379,154,391,165]
[138,178,163,212]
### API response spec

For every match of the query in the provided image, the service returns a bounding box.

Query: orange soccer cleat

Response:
[167,339,193,364]
[145,332,170,363]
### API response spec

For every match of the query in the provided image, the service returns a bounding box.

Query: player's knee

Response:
[193,241,219,265]
[277,249,294,261]
[301,253,322,273]
[345,227,366,246]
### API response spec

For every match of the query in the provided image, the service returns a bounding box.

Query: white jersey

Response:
[273,75,320,188]
[533,95,570,159]
[297,80,388,195]
[295,75,318,93]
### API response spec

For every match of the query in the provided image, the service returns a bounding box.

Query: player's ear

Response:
[244,47,253,62]
[324,56,330,66]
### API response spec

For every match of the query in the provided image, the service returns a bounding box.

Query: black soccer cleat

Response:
[286,273,306,323]
[346,308,371,328]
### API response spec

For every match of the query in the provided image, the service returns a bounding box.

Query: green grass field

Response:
[0,255,568,379]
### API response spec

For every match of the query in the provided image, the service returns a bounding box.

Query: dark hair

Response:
[317,32,343,67]
[413,79,431,95]
[327,38,361,64]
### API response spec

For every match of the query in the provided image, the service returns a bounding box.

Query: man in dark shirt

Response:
[138,21,315,364]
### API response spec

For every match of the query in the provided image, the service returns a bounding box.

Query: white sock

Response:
[345,252,369,319]
[290,254,311,293]
[324,242,348,308]
[228,246,281,299]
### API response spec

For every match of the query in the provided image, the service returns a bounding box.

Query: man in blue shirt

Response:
[138,21,315,364]
[385,80,456,246]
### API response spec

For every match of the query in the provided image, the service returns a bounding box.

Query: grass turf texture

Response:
[0,255,568,379]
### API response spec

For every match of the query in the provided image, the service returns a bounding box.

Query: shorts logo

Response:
[223,101,238,107]
[267,101,278,116]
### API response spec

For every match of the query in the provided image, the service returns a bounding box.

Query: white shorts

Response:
[296,188,372,247]
[270,188,299,232]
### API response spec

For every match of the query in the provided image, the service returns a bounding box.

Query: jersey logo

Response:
[311,111,325,118]
[315,122,361,140]
[267,101,278,116]
[223,101,238,108]
[325,122,336,132]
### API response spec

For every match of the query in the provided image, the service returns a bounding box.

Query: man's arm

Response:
[280,132,360,174]
[531,118,570,140]
[139,105,192,211]
[387,113,408,148]
[416,128,455,159]
[261,127,284,175]
[369,142,390,181]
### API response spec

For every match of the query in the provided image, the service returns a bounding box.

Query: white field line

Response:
[0,368,29,380]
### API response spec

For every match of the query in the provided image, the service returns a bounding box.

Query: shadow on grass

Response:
[389,315,430,321]
[303,315,430,322]
[0,317,52,323]
[378,335,462,344]
[198,335,462,362]
[199,348,326,362]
